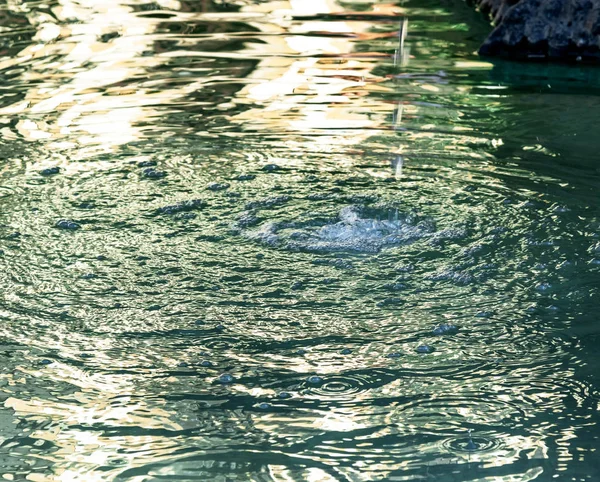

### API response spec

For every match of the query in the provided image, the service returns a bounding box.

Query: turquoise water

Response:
[1,0,600,480]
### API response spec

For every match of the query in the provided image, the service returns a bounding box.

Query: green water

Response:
[0,0,600,480]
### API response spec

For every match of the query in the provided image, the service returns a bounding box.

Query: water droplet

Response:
[340,348,352,355]
[386,352,402,359]
[307,375,323,384]
[277,391,292,399]
[255,402,272,410]
[200,360,213,367]
[39,359,52,365]
[466,439,479,450]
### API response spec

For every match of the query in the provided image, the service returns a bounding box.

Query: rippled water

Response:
[1,0,600,480]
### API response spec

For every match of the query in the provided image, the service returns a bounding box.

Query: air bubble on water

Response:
[217,373,235,384]
[40,167,60,176]
[415,344,434,354]
[525,304,539,313]
[207,182,230,191]
[56,219,80,230]
[432,323,458,335]
[535,282,552,292]
[290,281,304,290]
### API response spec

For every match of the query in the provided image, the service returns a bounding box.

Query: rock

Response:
[471,0,600,62]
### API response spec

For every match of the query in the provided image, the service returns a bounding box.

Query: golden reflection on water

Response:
[5,394,183,482]
[0,0,405,156]
[0,0,180,153]
[232,0,399,148]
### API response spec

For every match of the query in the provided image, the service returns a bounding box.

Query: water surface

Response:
[1,0,600,480]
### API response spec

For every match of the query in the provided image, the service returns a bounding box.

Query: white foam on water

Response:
[242,205,438,253]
